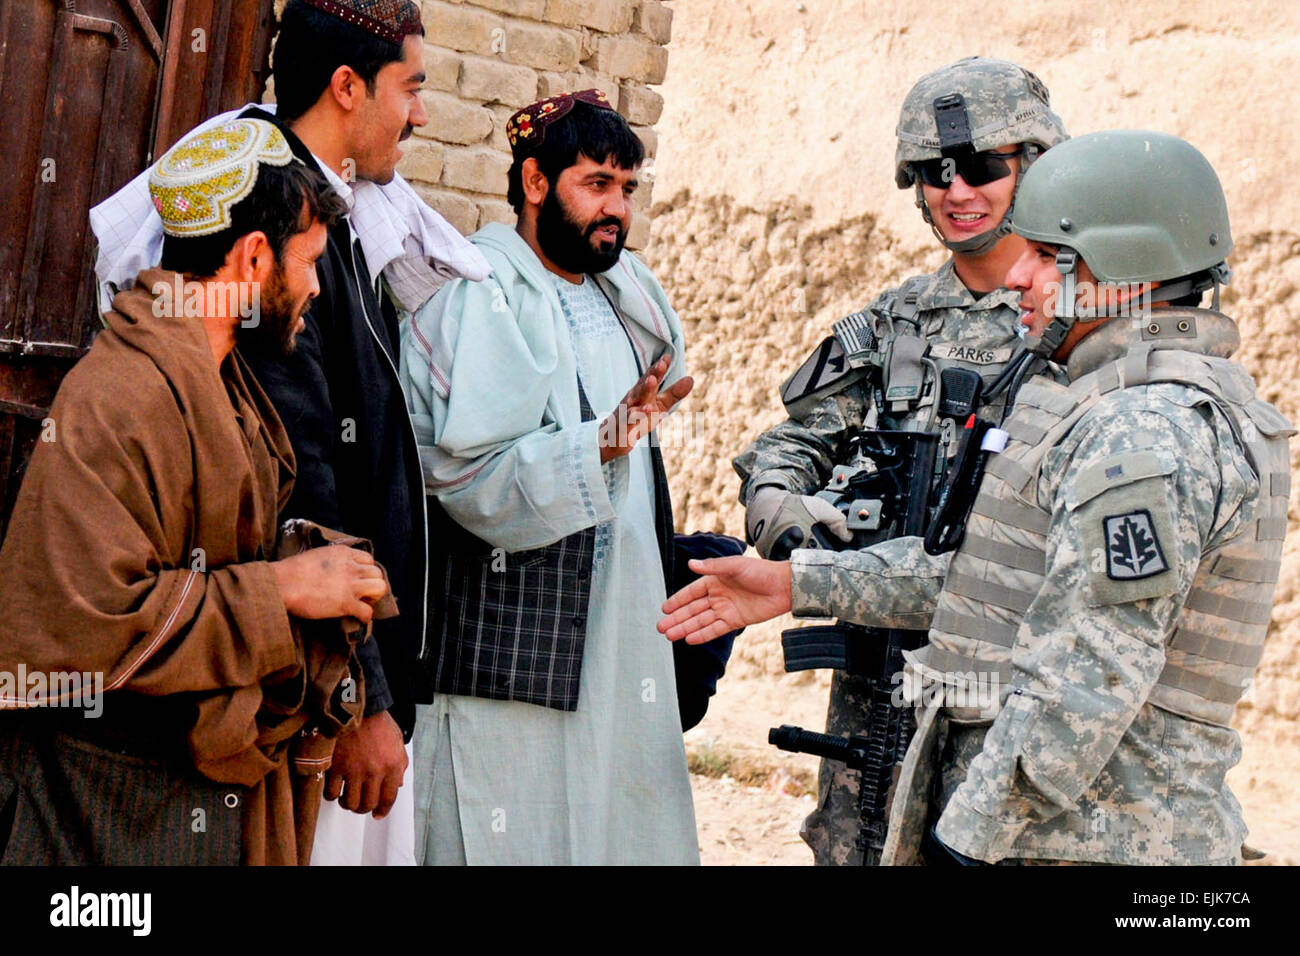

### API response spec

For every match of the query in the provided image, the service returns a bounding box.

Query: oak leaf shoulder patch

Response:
[1069,449,1181,607]
[1103,509,1169,580]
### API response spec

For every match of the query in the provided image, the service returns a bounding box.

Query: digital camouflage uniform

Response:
[790,311,1292,864]
[734,265,1024,865]
[733,56,1068,866]
[787,129,1292,865]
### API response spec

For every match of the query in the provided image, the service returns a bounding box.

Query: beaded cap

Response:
[506,89,615,153]
[149,119,295,237]
[297,0,423,46]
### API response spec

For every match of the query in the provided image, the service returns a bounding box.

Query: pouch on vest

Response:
[1067,450,1181,606]
[884,334,927,413]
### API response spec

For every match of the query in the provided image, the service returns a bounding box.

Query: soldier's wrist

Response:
[788,549,836,619]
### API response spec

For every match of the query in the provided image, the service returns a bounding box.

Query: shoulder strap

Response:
[873,276,929,326]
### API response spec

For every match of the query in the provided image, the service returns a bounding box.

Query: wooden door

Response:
[0,0,276,541]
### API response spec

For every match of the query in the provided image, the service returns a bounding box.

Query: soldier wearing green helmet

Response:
[730,56,1069,866]
[661,129,1293,865]
[892,128,1294,865]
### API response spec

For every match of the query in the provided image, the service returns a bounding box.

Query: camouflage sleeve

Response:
[789,536,951,629]
[732,383,874,502]
[935,394,1237,862]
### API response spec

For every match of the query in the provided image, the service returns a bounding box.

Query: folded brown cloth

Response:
[274,518,399,863]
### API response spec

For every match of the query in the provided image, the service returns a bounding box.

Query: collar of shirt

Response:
[310,154,359,245]
[916,258,1020,314]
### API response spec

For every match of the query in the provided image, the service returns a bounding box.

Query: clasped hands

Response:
[273,546,406,818]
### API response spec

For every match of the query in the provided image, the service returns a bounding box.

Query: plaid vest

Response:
[422,379,675,711]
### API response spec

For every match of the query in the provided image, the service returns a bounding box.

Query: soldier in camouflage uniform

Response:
[732,57,1068,865]
[664,129,1292,865]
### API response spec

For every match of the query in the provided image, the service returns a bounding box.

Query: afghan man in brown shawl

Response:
[0,119,389,865]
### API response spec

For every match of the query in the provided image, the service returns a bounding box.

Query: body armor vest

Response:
[913,310,1293,728]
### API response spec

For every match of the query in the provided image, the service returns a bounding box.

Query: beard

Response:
[237,263,301,357]
[536,186,627,275]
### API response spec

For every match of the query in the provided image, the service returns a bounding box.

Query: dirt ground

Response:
[687,670,825,866]
[688,670,1297,866]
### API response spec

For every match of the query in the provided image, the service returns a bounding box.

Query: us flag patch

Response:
[1104,509,1169,580]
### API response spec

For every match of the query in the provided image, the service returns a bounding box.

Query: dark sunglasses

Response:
[915,146,1026,189]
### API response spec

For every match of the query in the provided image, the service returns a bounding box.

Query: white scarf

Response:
[89,103,491,314]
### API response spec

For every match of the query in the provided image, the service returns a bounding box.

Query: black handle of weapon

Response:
[847,433,932,865]
[809,524,839,549]
[781,625,852,672]
[848,628,924,867]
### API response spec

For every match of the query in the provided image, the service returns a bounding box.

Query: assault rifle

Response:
[768,366,985,866]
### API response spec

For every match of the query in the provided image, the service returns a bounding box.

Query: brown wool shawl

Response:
[0,269,321,864]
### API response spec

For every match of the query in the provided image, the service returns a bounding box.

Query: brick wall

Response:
[402,0,673,247]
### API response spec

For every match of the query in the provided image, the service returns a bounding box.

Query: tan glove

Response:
[745,487,853,559]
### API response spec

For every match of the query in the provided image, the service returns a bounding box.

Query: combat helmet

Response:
[1011,129,1233,356]
[895,56,1068,255]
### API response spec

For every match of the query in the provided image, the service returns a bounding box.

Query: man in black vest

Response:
[239,0,429,851]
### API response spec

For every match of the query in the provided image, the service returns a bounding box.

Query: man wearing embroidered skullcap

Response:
[0,120,397,865]
[402,91,699,864]
[235,0,434,864]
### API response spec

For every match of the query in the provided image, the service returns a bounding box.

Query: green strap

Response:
[1183,587,1275,626]
[1209,554,1280,585]
[1013,381,1080,417]
[1092,362,1122,397]
[1156,660,1250,705]
[984,454,1034,492]
[945,570,1037,614]
[1256,518,1288,542]
[1170,626,1268,669]
[1120,344,1152,388]
[1003,418,1049,447]
[932,607,1021,648]
[913,643,1014,684]
[960,532,1048,574]
[971,495,1051,536]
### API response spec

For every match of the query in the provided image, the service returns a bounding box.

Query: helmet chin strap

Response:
[1021,247,1080,357]
[916,180,1012,255]
[1021,255,1233,357]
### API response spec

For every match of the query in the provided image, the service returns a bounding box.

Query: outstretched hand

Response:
[599,355,694,463]
[657,555,793,644]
